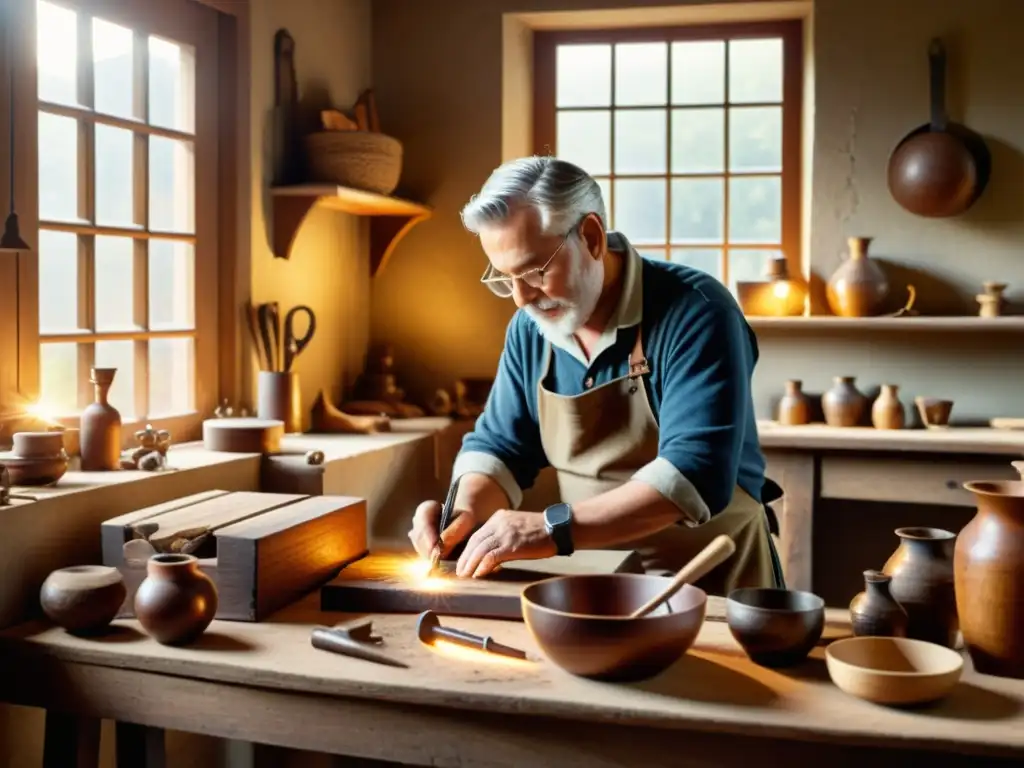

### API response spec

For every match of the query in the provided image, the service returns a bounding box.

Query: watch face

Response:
[546,503,572,527]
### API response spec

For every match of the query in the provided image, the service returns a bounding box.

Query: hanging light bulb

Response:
[1,1,32,254]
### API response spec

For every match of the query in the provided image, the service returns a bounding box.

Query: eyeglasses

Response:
[479,221,579,299]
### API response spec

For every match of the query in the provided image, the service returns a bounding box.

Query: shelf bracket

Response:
[370,213,432,278]
[271,195,318,260]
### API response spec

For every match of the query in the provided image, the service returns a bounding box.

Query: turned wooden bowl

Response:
[826,636,963,706]
[0,453,68,486]
[39,565,126,635]
[521,574,706,682]
[726,587,825,667]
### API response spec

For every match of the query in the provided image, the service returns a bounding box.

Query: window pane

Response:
[149,136,196,233]
[594,177,611,220]
[612,180,665,244]
[38,230,79,333]
[556,44,611,108]
[669,248,722,281]
[38,112,78,221]
[94,341,135,417]
[614,110,666,175]
[95,236,135,331]
[149,337,194,415]
[671,41,725,105]
[614,42,667,106]
[671,108,724,174]
[729,38,783,104]
[671,178,724,245]
[730,249,781,293]
[730,106,782,173]
[40,343,79,414]
[95,125,135,226]
[729,176,782,243]
[556,110,610,176]
[37,0,78,105]
[149,36,196,133]
[637,248,666,262]
[149,240,195,329]
[93,18,134,119]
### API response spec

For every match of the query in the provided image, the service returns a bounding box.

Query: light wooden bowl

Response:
[825,636,963,706]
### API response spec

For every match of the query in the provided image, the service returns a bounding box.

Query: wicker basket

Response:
[303,131,403,195]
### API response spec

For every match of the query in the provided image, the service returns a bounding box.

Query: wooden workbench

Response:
[1,594,1022,767]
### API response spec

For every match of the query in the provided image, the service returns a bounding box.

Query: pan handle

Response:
[928,38,948,132]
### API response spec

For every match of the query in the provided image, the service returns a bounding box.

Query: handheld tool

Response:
[416,610,528,661]
[310,618,409,668]
[428,476,461,574]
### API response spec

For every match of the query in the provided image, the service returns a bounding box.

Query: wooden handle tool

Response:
[628,535,737,619]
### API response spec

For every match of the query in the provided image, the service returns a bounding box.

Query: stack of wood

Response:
[321,88,380,133]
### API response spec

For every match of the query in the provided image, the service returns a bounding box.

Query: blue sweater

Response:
[459,255,767,516]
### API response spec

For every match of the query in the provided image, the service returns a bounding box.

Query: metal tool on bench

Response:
[428,476,461,575]
[310,618,409,668]
[416,610,528,661]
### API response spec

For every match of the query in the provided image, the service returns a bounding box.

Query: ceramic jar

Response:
[958,481,1024,678]
[39,565,126,635]
[822,376,867,427]
[826,236,890,317]
[871,384,905,430]
[777,380,811,425]
[134,554,218,645]
[882,527,958,648]
[849,570,908,638]
[80,367,122,471]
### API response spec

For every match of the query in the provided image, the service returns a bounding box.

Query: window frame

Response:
[531,19,804,290]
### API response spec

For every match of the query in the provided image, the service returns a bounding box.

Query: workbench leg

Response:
[764,450,817,593]
[115,722,166,768]
[43,711,100,768]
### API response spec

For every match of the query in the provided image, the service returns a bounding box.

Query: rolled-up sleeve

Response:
[631,300,754,525]
[452,316,547,509]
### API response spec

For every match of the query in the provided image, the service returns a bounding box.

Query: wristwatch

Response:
[543,502,575,556]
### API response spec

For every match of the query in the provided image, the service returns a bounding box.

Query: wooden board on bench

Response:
[320,549,644,620]
[101,490,368,621]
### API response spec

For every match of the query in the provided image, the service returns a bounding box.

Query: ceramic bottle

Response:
[871,384,905,430]
[80,367,122,471]
[777,380,811,425]
[958,480,1024,678]
[882,527,958,648]
[134,554,218,645]
[821,376,867,427]
[849,570,908,638]
[826,236,890,317]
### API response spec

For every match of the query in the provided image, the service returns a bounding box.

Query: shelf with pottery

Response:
[270,184,433,277]
[757,420,1024,456]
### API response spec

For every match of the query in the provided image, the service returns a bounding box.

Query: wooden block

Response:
[320,549,643,619]
[203,418,284,453]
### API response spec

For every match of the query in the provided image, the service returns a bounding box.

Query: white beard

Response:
[524,245,604,338]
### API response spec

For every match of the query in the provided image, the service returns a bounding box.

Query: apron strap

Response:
[628,325,651,379]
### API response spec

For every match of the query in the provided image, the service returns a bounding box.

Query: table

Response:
[1,594,1022,767]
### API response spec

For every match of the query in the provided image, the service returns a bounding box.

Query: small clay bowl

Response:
[12,430,66,459]
[826,636,963,706]
[726,587,825,667]
[39,565,127,635]
[915,397,953,429]
[0,453,68,486]
[521,573,706,682]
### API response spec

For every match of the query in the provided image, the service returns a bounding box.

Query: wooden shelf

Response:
[270,184,432,277]
[745,315,1024,331]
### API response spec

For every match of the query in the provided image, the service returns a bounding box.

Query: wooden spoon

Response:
[628,534,737,619]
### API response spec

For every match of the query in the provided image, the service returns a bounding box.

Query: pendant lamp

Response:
[1,2,32,253]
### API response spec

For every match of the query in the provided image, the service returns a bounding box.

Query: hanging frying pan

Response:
[886,38,991,218]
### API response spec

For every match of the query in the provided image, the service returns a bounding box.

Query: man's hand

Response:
[456,509,556,578]
[408,499,478,559]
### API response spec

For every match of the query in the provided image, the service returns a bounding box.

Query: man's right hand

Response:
[408,499,478,560]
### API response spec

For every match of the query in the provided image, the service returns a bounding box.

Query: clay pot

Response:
[849,569,908,638]
[80,367,122,471]
[882,527,958,648]
[39,565,126,635]
[777,380,811,425]
[0,453,68,485]
[915,396,953,429]
[821,376,867,427]
[871,384,905,430]
[958,481,1024,678]
[12,430,65,459]
[727,588,825,667]
[134,554,218,645]
[826,237,890,318]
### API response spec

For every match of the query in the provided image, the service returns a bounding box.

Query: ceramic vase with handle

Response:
[826,236,890,317]
[882,527,958,648]
[849,569,908,638]
[777,380,811,425]
[135,554,218,646]
[958,481,1024,678]
[871,384,905,430]
[821,376,866,427]
[80,367,122,471]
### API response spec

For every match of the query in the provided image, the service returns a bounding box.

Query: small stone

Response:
[138,452,164,471]
[305,450,325,466]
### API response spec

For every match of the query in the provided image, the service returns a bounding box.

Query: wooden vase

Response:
[821,376,866,427]
[826,237,889,317]
[882,527,958,649]
[79,367,122,471]
[849,569,908,638]
[777,380,811,425]
[958,481,1024,678]
[871,384,905,430]
[134,554,218,646]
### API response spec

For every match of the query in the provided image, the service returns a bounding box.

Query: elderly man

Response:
[409,156,784,594]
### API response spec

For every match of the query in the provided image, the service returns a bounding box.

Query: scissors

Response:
[283,305,316,372]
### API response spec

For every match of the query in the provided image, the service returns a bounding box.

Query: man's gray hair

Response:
[460,156,607,238]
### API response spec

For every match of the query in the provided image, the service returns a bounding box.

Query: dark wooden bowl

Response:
[726,587,825,667]
[521,574,707,682]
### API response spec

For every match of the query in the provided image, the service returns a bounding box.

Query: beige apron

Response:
[536,326,778,596]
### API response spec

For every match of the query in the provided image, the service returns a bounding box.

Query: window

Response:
[533,21,803,295]
[31,0,220,433]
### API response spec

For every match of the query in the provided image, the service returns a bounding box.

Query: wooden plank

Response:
[140,491,307,547]
[763,450,816,592]
[757,421,1024,456]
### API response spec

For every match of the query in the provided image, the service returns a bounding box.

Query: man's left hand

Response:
[456,509,556,578]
